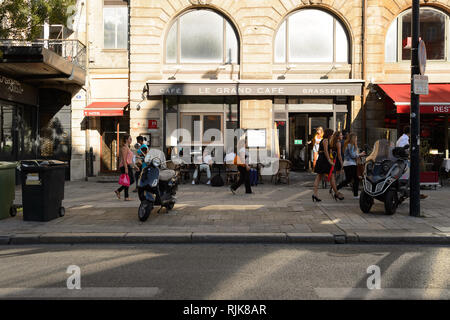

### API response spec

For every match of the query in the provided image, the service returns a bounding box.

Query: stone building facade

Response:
[70,0,450,179]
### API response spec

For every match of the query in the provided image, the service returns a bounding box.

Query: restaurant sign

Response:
[0,75,38,105]
[397,105,450,114]
[146,82,362,97]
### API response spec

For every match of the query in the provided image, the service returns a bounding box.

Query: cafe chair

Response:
[225,164,239,185]
[272,159,292,184]
[178,163,191,184]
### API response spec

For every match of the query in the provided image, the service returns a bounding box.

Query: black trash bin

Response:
[20,160,67,222]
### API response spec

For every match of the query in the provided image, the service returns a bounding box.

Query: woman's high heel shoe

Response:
[333,193,344,201]
[312,195,322,202]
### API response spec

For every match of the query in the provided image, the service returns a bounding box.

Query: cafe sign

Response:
[0,75,38,105]
[146,82,362,97]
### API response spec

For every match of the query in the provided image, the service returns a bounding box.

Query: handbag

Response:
[119,173,130,187]
[327,159,336,182]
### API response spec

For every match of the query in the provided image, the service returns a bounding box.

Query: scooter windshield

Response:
[366,139,396,163]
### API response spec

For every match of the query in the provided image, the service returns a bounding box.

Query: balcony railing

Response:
[0,39,86,70]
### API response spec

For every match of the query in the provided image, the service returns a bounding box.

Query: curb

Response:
[355,232,450,244]
[1,232,450,245]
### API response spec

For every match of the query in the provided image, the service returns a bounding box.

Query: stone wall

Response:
[128,0,366,148]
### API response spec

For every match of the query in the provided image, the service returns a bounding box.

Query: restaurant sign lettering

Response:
[0,75,38,105]
[397,104,450,114]
[146,83,362,97]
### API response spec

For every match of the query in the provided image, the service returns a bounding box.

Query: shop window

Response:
[103,5,128,49]
[385,8,448,62]
[335,113,347,132]
[0,104,37,161]
[165,9,239,64]
[181,113,223,144]
[203,115,221,137]
[274,9,349,63]
[275,121,287,159]
[0,105,14,159]
[181,114,201,143]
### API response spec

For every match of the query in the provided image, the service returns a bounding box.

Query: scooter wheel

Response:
[166,202,175,211]
[384,190,398,215]
[59,207,65,217]
[359,190,373,213]
[9,206,17,217]
[138,201,152,222]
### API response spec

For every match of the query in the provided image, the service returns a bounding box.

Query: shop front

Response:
[83,102,130,173]
[275,97,349,170]
[145,80,362,170]
[0,75,39,163]
[377,83,450,171]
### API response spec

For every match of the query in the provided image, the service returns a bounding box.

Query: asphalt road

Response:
[0,244,448,300]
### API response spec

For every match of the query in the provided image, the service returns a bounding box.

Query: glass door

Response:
[289,114,308,170]
[100,117,129,172]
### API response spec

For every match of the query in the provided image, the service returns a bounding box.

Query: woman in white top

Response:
[311,127,323,170]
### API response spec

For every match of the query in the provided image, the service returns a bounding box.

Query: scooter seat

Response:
[159,169,176,181]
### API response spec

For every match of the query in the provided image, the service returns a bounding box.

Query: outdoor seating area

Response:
[165,160,293,186]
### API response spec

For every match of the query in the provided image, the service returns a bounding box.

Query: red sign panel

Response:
[83,109,124,117]
[148,120,158,129]
[397,105,450,114]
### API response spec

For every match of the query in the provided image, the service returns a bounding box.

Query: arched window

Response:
[274,9,349,63]
[165,9,239,64]
[385,8,449,62]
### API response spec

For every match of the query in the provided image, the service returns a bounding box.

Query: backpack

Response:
[250,168,258,186]
[210,174,224,187]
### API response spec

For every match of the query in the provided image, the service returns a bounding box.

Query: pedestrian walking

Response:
[230,139,252,194]
[330,131,344,175]
[311,126,323,170]
[133,136,148,192]
[114,134,135,201]
[312,128,335,202]
[328,131,345,200]
[337,133,366,198]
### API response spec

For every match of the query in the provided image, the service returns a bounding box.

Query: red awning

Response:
[378,83,450,114]
[83,102,129,117]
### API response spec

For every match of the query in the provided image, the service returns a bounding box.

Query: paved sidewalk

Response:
[1,172,450,244]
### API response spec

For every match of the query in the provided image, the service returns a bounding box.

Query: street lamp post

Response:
[410,0,421,217]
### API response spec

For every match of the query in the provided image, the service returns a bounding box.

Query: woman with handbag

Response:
[114,134,135,201]
[328,131,345,200]
[312,128,335,202]
[337,133,366,198]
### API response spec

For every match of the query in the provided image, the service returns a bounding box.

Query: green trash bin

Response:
[0,161,17,220]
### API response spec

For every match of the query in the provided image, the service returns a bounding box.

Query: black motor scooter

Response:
[137,156,178,222]
[360,139,409,215]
